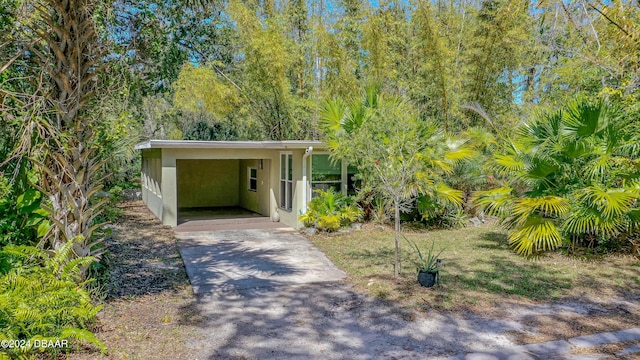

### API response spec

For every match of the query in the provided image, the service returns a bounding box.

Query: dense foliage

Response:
[299,189,363,232]
[0,241,106,358]
[475,100,640,255]
[110,0,639,142]
[0,180,50,248]
[321,86,473,276]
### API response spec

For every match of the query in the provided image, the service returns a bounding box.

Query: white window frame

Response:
[248,167,258,192]
[280,152,293,211]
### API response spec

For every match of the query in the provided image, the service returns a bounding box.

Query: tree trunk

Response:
[394,199,401,278]
[20,0,109,272]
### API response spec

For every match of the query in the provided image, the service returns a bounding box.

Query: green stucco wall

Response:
[141,149,163,220]
[176,159,240,208]
[239,159,259,213]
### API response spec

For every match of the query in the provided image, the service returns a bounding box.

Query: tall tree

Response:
[228,0,297,140]
[410,1,456,129]
[461,0,530,126]
[1,0,113,265]
[361,0,410,91]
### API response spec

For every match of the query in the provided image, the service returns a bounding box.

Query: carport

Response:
[135,140,326,229]
[176,158,269,226]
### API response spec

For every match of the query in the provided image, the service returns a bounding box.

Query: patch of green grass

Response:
[310,224,640,311]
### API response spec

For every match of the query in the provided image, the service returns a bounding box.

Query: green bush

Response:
[415,191,468,229]
[0,241,106,358]
[0,177,51,247]
[299,189,363,232]
[474,99,640,256]
[92,186,124,225]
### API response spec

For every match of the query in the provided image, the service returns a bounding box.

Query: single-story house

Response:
[134,140,357,229]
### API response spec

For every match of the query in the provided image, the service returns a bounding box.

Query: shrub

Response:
[0,241,106,358]
[0,177,51,247]
[92,186,124,225]
[299,189,363,232]
[474,99,640,256]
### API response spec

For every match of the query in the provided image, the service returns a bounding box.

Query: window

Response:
[280,153,293,211]
[248,167,257,192]
[311,154,341,196]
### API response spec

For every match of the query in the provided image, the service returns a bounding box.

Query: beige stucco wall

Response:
[146,147,312,228]
[177,159,240,208]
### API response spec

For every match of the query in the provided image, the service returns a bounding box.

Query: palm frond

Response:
[444,146,476,162]
[563,99,608,138]
[493,154,525,175]
[512,196,570,219]
[563,207,625,238]
[434,183,464,208]
[580,186,635,219]
[320,99,346,134]
[509,215,563,256]
[472,187,514,217]
[585,154,612,182]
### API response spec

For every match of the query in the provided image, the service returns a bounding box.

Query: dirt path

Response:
[73,201,640,359]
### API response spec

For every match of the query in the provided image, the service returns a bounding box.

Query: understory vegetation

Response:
[0,241,106,358]
[475,100,640,256]
[0,0,639,357]
[299,189,363,232]
[311,225,640,310]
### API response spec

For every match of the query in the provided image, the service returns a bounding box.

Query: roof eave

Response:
[134,140,324,150]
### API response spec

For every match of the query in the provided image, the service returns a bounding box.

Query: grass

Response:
[310,223,640,312]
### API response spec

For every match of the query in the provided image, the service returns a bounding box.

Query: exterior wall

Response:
[141,149,163,220]
[259,159,271,216]
[177,159,240,208]
[161,149,178,225]
[273,151,304,228]
[239,159,259,213]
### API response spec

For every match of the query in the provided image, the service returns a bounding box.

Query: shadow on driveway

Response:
[179,282,521,359]
[175,229,346,293]
[173,229,522,359]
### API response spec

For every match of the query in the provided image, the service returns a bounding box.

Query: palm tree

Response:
[474,99,640,256]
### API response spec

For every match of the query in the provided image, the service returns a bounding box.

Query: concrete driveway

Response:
[175,227,346,294]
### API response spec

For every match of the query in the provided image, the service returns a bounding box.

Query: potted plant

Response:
[404,236,445,287]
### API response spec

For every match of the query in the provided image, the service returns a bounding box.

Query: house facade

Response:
[135,140,356,229]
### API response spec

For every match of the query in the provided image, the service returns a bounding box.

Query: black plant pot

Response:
[417,270,438,288]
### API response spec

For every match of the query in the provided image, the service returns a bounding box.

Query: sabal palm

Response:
[474,99,640,256]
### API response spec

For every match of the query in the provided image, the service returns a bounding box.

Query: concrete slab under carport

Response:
[176,216,287,232]
[175,228,346,294]
[176,206,277,232]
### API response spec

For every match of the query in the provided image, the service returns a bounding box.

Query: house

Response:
[134,140,357,229]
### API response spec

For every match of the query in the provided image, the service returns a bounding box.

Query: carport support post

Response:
[162,152,178,227]
[301,146,313,214]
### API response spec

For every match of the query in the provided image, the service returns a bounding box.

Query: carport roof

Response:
[134,140,324,150]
